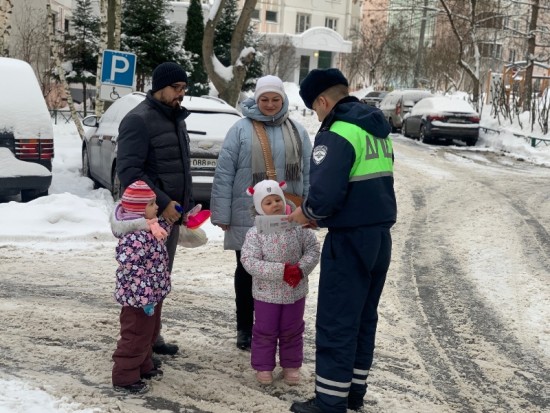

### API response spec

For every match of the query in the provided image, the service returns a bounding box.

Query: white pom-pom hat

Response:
[246,179,287,215]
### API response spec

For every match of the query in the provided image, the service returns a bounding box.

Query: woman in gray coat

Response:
[210,75,312,350]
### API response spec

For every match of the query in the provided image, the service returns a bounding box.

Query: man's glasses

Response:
[170,84,187,93]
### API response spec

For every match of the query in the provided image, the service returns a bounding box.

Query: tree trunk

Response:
[203,0,258,107]
[0,0,14,57]
[439,0,481,110]
[413,0,429,88]
[522,0,539,112]
[114,0,121,50]
[94,0,108,116]
[47,1,85,140]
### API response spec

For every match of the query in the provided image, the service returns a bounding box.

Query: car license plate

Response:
[191,158,217,168]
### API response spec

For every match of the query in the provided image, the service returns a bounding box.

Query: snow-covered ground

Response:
[0,84,549,412]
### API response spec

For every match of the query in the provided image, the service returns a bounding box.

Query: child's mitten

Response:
[147,218,168,241]
[143,303,155,316]
[283,263,302,288]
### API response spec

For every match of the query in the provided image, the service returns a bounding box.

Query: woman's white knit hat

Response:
[254,75,286,101]
[246,179,287,215]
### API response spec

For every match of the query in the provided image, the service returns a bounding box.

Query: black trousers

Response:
[315,227,392,413]
[235,250,254,332]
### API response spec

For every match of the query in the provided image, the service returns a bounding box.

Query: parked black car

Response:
[360,91,388,107]
[81,92,242,202]
[402,96,480,146]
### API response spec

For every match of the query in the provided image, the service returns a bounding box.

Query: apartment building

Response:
[240,0,361,84]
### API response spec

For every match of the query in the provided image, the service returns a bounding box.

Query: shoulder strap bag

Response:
[252,120,303,206]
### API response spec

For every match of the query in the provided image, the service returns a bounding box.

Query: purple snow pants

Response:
[251,297,306,371]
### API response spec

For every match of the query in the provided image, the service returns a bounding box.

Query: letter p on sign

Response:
[101,50,137,88]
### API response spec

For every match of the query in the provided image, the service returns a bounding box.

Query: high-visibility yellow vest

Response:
[330,120,394,182]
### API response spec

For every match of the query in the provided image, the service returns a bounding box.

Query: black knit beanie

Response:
[151,62,188,93]
[299,68,349,109]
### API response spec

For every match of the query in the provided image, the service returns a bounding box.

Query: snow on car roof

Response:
[421,97,477,113]
[0,57,54,140]
[95,92,241,137]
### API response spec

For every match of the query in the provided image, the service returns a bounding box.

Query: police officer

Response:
[288,68,397,413]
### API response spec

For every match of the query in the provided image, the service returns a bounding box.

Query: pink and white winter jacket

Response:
[241,223,320,305]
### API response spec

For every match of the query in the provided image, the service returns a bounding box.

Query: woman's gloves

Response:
[283,263,302,288]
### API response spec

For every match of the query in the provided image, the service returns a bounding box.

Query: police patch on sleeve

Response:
[312,145,328,165]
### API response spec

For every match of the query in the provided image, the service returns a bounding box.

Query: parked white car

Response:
[0,57,54,201]
[81,92,242,204]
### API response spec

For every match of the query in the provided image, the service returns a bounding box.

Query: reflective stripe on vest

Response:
[330,120,393,182]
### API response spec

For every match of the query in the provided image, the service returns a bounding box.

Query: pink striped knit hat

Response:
[121,180,156,214]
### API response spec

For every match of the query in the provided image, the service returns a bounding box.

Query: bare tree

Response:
[0,0,13,56]
[423,31,464,92]
[203,0,258,107]
[10,2,58,106]
[258,35,299,81]
[47,1,85,139]
[438,0,486,108]
[345,24,389,88]
[520,0,548,111]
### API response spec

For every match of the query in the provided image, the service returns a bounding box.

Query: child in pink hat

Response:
[110,180,171,394]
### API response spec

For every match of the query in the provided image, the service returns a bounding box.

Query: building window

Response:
[325,17,337,31]
[64,19,70,33]
[509,49,516,62]
[299,55,310,84]
[318,51,332,68]
[266,10,277,23]
[296,13,311,33]
[478,11,504,30]
[251,9,260,20]
[480,43,502,59]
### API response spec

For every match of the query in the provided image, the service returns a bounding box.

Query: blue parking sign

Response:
[101,50,136,87]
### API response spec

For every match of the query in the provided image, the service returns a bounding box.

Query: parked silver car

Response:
[81,92,242,203]
[360,90,388,108]
[379,89,433,132]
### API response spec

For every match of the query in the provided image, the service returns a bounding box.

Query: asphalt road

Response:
[0,135,548,412]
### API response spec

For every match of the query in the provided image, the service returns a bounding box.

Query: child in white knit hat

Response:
[240,179,320,386]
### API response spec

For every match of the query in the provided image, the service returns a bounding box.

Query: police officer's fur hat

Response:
[299,68,349,109]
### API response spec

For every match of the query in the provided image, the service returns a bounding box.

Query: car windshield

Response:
[187,112,241,140]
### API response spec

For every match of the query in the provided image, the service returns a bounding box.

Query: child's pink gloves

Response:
[147,218,168,241]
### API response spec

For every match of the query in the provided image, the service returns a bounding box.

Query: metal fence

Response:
[49,110,89,125]
[480,125,550,147]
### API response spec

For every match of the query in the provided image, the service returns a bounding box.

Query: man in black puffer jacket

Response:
[117,62,194,362]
